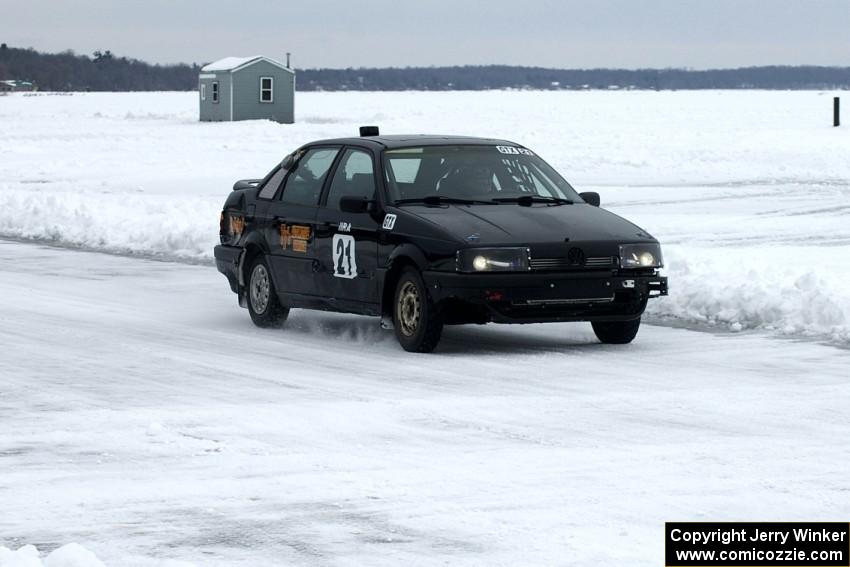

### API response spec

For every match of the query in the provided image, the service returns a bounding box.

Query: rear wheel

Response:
[393,268,443,353]
[591,318,641,344]
[246,255,289,327]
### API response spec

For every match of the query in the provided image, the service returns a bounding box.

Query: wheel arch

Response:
[381,244,430,317]
[240,233,272,291]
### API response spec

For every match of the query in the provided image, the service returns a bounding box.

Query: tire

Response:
[246,255,289,328]
[591,318,641,344]
[393,267,444,353]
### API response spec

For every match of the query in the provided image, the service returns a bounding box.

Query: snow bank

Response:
[0,544,105,567]
[0,189,218,260]
[648,246,850,342]
[2,91,849,344]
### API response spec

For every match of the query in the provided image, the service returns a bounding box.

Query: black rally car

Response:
[214,128,667,352]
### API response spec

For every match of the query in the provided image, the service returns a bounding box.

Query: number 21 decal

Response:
[332,234,358,279]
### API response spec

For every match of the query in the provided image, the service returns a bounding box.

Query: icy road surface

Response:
[2,239,849,566]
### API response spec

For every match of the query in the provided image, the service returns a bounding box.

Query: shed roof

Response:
[201,56,293,74]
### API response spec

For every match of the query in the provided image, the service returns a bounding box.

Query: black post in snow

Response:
[835,97,840,127]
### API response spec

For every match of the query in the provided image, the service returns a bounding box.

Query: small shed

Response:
[1,80,36,93]
[199,55,295,124]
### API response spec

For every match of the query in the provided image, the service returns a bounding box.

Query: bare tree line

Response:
[2,46,848,92]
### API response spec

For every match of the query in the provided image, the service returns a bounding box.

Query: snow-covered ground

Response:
[2,241,850,567]
[1,90,849,342]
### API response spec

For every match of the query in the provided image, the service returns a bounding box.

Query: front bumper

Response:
[422,270,668,323]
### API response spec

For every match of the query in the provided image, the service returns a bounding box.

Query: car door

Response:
[314,147,382,307]
[264,146,341,298]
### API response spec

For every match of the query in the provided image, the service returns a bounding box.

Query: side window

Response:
[325,150,376,210]
[260,77,273,102]
[200,83,206,101]
[258,167,287,199]
[212,81,219,103]
[280,148,339,206]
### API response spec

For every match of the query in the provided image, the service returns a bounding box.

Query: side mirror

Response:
[579,191,600,207]
[281,153,296,171]
[339,196,374,214]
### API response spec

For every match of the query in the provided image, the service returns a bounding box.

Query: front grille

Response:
[529,256,616,271]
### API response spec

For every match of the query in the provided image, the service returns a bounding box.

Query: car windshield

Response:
[383,145,582,204]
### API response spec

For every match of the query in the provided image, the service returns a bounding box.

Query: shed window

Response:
[260,77,273,103]
[212,81,219,103]
[200,83,206,101]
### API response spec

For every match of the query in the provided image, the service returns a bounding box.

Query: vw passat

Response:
[214,127,668,352]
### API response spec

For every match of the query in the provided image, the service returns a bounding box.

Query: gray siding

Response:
[199,73,233,121]
[231,61,295,124]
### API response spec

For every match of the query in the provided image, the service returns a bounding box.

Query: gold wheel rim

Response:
[397,281,421,337]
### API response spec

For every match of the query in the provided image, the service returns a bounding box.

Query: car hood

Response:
[398,203,655,245]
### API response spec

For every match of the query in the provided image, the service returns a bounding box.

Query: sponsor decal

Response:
[229,215,245,236]
[496,146,535,156]
[279,224,312,253]
[382,214,397,230]
[290,225,311,240]
[338,221,352,233]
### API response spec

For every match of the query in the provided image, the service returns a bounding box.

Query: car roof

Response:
[306,134,522,150]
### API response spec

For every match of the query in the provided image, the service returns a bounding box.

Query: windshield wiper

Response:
[492,195,574,206]
[394,196,497,206]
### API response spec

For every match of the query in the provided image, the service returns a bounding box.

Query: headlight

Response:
[457,247,530,272]
[619,243,663,269]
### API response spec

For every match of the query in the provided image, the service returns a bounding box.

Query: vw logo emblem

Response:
[566,247,586,266]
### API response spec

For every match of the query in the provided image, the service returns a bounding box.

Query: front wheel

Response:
[393,268,443,353]
[591,318,641,344]
[246,255,289,327]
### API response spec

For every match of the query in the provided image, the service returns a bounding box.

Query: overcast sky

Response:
[1,0,848,69]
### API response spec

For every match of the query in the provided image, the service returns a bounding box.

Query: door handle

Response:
[314,222,335,237]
